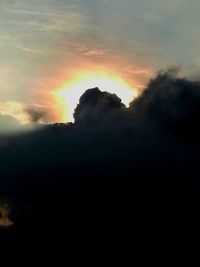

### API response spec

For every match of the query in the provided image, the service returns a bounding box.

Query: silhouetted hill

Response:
[1,71,200,238]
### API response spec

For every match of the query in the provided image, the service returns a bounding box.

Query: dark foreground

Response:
[1,73,200,239]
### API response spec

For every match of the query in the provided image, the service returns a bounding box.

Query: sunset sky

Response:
[0,0,200,127]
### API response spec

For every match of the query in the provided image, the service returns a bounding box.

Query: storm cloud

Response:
[129,70,200,143]
[1,70,200,186]
[1,70,200,240]
[74,87,126,126]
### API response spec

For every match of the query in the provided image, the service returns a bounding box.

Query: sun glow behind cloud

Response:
[54,69,138,122]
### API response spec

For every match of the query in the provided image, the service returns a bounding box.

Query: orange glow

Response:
[53,68,138,122]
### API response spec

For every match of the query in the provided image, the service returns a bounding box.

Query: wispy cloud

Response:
[0,101,29,124]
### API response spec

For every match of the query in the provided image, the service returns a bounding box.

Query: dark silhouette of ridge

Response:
[1,71,200,239]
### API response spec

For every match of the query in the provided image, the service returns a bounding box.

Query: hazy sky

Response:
[0,0,200,127]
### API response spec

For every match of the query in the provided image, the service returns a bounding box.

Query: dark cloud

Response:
[129,70,200,143]
[1,71,200,239]
[25,108,45,124]
[74,87,126,126]
[0,70,200,187]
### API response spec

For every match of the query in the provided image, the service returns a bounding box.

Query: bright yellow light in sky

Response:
[54,69,138,122]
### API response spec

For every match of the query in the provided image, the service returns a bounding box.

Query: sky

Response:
[0,0,200,128]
